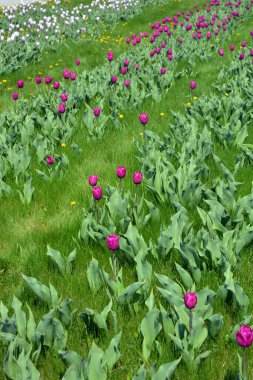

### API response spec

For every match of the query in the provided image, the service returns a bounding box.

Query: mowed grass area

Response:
[0,0,253,379]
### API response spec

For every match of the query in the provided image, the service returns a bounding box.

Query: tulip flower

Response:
[106,234,119,251]
[124,80,130,87]
[190,81,197,89]
[63,70,70,79]
[230,44,235,51]
[17,80,24,88]
[61,93,68,102]
[106,234,119,280]
[46,155,54,165]
[12,92,18,100]
[116,166,126,179]
[161,68,167,74]
[241,41,247,47]
[111,76,118,83]
[121,67,127,75]
[93,108,101,117]
[53,81,60,89]
[92,186,102,200]
[135,64,139,70]
[58,104,66,113]
[124,59,130,66]
[133,172,143,185]
[75,59,80,65]
[184,291,197,333]
[239,53,245,60]
[236,325,253,379]
[45,76,52,84]
[108,51,114,61]
[139,114,148,124]
[218,49,225,56]
[89,175,98,187]
[35,77,42,84]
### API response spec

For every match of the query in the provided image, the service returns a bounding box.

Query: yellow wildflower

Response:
[2,79,7,83]
[61,143,66,148]
[187,102,191,106]
[119,114,124,119]
[70,201,76,206]
[160,112,165,116]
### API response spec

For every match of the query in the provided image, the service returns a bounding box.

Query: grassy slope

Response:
[0,1,253,379]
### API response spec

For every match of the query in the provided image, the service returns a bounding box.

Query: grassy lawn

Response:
[0,0,253,379]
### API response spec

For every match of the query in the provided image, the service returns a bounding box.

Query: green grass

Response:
[0,0,253,379]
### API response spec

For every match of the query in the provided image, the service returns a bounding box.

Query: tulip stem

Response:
[135,184,138,206]
[242,347,247,380]
[112,253,117,281]
[189,309,193,333]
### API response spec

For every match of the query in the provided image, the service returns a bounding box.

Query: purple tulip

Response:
[111,76,118,83]
[12,92,19,100]
[161,68,167,75]
[126,37,131,44]
[121,67,127,75]
[58,104,66,113]
[106,234,119,251]
[139,114,148,124]
[178,38,183,44]
[61,93,68,102]
[116,166,126,178]
[35,77,42,84]
[63,70,70,79]
[108,51,114,62]
[93,108,101,117]
[89,175,98,186]
[53,81,60,89]
[124,80,130,87]
[218,49,225,56]
[241,41,247,47]
[124,59,130,66]
[155,48,161,54]
[133,172,143,184]
[230,45,235,51]
[236,325,253,347]
[17,80,24,88]
[168,54,173,60]
[92,186,102,200]
[70,72,76,81]
[250,50,253,56]
[184,292,197,309]
[150,51,155,57]
[45,76,52,84]
[135,63,139,70]
[46,155,54,165]
[75,59,80,65]
[239,53,245,60]
[190,81,197,89]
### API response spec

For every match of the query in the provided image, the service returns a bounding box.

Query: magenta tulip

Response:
[111,76,118,83]
[124,80,130,87]
[93,108,101,117]
[46,155,54,165]
[116,166,126,179]
[92,186,102,200]
[108,51,114,61]
[161,68,167,74]
[12,92,19,100]
[106,234,119,251]
[133,172,143,184]
[45,76,52,84]
[63,70,70,79]
[124,59,130,66]
[241,41,247,47]
[218,49,225,56]
[17,80,24,88]
[239,53,245,60]
[236,326,253,347]
[184,292,197,309]
[230,44,235,51]
[139,114,148,124]
[61,93,68,102]
[58,104,66,113]
[75,59,80,65]
[53,81,60,89]
[35,77,42,84]
[89,175,98,186]
[121,67,127,75]
[135,63,139,70]
[190,81,197,89]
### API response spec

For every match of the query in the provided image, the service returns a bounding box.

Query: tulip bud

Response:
[58,103,66,113]
[133,172,143,184]
[236,325,253,347]
[12,92,19,100]
[46,155,54,165]
[184,292,197,309]
[161,68,167,74]
[218,49,225,56]
[116,166,126,178]
[17,80,24,88]
[190,81,197,89]
[75,59,80,65]
[53,81,60,89]
[35,77,42,84]
[139,113,148,125]
[106,234,119,251]
[93,108,101,117]
[92,186,102,200]
[111,76,118,83]
[61,93,68,102]
[45,76,52,84]
[89,175,98,186]
[124,80,130,87]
